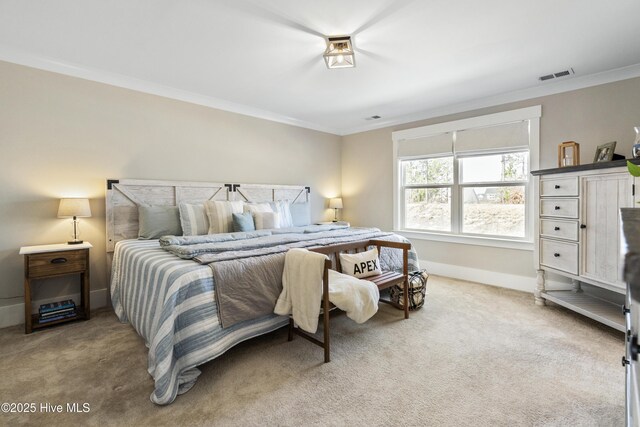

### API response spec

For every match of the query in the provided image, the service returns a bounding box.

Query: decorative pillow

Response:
[205,200,244,234]
[138,205,182,239]
[254,211,280,230]
[270,200,294,228]
[232,212,255,232]
[244,202,273,215]
[178,202,209,236]
[289,201,311,226]
[339,248,382,279]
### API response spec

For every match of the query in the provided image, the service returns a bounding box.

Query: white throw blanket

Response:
[327,269,379,324]
[274,248,379,333]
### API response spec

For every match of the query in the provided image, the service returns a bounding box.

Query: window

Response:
[393,106,540,248]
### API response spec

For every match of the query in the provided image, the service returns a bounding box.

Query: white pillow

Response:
[339,248,382,279]
[271,200,294,228]
[178,203,209,236]
[244,202,273,215]
[205,200,244,234]
[254,211,280,230]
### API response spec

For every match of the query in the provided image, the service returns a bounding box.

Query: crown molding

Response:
[2,45,639,138]
[340,63,640,136]
[0,45,341,135]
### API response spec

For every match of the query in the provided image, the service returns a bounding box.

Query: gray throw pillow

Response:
[138,206,183,239]
[290,202,311,226]
[233,212,256,232]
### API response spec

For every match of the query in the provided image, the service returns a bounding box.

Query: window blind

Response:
[397,133,453,158]
[455,121,529,153]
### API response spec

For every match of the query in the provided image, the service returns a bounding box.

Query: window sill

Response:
[395,230,534,251]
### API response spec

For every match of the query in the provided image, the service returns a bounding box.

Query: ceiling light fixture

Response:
[323,36,355,69]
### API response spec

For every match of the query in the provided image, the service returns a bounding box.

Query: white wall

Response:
[0,61,342,317]
[341,77,640,288]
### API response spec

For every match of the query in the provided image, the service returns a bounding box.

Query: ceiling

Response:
[1,0,640,135]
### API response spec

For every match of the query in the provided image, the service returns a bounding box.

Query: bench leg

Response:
[288,317,294,341]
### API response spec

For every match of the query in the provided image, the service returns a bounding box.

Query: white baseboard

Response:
[422,260,572,294]
[0,288,109,329]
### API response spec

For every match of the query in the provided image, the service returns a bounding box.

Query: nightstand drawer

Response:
[540,238,578,275]
[27,250,87,278]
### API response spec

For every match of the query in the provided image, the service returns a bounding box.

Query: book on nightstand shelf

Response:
[39,299,75,314]
[38,312,77,324]
[38,299,77,323]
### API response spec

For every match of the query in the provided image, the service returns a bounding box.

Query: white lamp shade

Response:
[58,198,92,218]
[329,198,343,209]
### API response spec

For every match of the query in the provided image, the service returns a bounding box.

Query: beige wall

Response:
[0,61,342,308]
[342,77,640,279]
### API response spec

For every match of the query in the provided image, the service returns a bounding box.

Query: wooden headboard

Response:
[105,178,310,252]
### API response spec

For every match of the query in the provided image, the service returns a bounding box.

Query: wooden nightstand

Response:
[19,243,92,334]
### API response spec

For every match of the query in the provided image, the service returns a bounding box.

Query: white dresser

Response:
[532,159,639,331]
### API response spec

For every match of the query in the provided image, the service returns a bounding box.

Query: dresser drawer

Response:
[540,198,579,218]
[540,239,578,275]
[27,250,87,278]
[540,219,579,241]
[540,176,579,197]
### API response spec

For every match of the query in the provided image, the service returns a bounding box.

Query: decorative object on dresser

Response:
[633,126,640,159]
[558,141,580,167]
[19,242,91,334]
[593,141,617,163]
[329,197,343,222]
[57,198,91,244]
[531,160,640,331]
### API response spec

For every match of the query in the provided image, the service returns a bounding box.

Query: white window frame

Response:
[392,106,541,251]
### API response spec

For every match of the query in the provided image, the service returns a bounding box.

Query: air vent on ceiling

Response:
[365,115,382,121]
[539,68,575,82]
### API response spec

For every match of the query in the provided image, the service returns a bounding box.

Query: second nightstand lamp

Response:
[329,197,343,222]
[58,198,91,245]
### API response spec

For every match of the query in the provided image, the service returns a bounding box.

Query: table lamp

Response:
[329,197,343,222]
[58,198,91,244]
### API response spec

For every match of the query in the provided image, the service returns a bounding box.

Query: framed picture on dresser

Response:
[594,141,616,162]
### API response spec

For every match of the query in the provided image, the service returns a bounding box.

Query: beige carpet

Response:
[0,276,624,426]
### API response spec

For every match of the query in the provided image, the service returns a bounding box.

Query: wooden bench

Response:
[287,239,411,362]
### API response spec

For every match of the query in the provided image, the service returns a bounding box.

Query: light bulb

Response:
[337,54,344,63]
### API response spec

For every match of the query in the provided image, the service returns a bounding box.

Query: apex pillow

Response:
[254,211,280,230]
[339,248,382,279]
[205,200,244,234]
[178,202,209,236]
[232,212,256,232]
[289,201,311,226]
[138,205,183,239]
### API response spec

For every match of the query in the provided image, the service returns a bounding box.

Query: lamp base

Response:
[67,240,84,245]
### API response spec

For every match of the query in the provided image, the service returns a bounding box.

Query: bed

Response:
[106,179,418,405]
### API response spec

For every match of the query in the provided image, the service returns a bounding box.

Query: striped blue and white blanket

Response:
[110,226,419,405]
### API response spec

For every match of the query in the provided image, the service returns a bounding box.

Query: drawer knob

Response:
[554,253,560,257]
[554,185,560,189]
[554,206,561,210]
[580,224,586,229]
[554,226,560,231]
[50,257,68,264]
